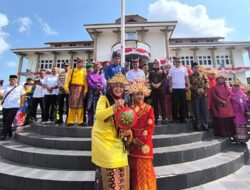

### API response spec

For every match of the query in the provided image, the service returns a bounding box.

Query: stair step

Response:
[0,137,230,170]
[153,137,230,166]
[0,140,93,170]
[185,144,250,190]
[0,157,94,190]
[15,130,213,150]
[156,144,249,190]
[0,144,247,190]
[28,122,194,137]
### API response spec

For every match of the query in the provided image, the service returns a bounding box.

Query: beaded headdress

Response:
[129,80,151,97]
[108,72,129,85]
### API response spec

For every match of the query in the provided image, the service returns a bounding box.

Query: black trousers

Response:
[1,108,18,137]
[151,87,166,120]
[57,94,69,122]
[191,96,209,130]
[172,89,186,122]
[44,95,58,121]
[32,97,45,121]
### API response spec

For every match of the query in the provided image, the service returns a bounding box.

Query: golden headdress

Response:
[216,71,227,79]
[199,65,207,74]
[209,68,217,75]
[243,84,250,93]
[129,80,151,97]
[108,72,129,85]
[232,79,242,87]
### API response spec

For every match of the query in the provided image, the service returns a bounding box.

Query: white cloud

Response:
[34,14,58,36]
[148,0,233,38]
[17,17,32,33]
[0,13,10,55]
[6,61,18,68]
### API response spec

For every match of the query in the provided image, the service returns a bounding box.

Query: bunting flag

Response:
[125,47,151,59]
[205,67,250,73]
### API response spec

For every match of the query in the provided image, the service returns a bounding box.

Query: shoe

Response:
[203,128,209,131]
[66,123,74,126]
[22,122,30,126]
[180,119,187,123]
[0,135,7,140]
[78,123,86,126]
[55,120,63,124]
[154,120,158,125]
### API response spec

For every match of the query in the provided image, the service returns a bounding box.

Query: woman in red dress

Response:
[129,80,156,190]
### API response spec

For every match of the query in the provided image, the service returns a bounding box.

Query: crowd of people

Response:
[0,51,250,189]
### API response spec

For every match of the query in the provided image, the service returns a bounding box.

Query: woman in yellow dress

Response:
[92,72,130,190]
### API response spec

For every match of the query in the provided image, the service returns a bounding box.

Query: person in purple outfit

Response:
[87,62,104,125]
[231,79,249,143]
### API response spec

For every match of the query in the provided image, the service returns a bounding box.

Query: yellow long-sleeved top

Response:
[64,68,88,94]
[91,95,128,168]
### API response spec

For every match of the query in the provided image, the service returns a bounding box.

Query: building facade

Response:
[12,15,250,83]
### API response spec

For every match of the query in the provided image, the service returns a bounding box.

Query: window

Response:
[196,56,212,66]
[125,32,138,40]
[39,59,53,71]
[180,56,194,66]
[216,55,230,68]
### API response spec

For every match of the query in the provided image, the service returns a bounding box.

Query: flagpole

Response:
[121,0,126,67]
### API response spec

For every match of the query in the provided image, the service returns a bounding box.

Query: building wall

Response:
[25,51,91,73]
[144,30,166,61]
[96,31,117,61]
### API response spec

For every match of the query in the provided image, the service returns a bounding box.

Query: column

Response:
[176,48,181,57]
[68,51,75,68]
[34,52,42,72]
[190,47,199,62]
[113,28,121,42]
[52,51,59,67]
[161,28,171,58]
[137,27,149,42]
[245,47,250,64]
[87,50,91,63]
[227,46,236,80]
[17,53,25,83]
[91,31,101,61]
[208,47,217,68]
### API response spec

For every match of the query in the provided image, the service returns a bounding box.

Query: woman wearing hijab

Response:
[211,72,234,137]
[92,72,130,190]
[231,79,249,143]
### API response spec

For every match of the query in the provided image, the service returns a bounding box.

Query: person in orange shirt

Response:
[64,57,88,126]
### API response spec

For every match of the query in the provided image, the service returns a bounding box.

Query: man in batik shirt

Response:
[189,62,209,131]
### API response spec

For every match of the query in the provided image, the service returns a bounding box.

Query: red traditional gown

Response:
[129,102,156,190]
[211,83,234,137]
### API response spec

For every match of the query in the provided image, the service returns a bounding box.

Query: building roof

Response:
[115,14,148,23]
[84,14,177,39]
[11,46,93,55]
[44,40,93,45]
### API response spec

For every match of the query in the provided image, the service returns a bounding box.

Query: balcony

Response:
[111,40,151,60]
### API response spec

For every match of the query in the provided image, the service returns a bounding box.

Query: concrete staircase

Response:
[0,119,248,190]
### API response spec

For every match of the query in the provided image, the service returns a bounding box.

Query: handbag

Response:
[1,85,17,105]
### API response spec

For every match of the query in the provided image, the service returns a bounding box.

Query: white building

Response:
[12,15,250,83]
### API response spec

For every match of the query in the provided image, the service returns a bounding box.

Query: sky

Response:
[0,0,250,83]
